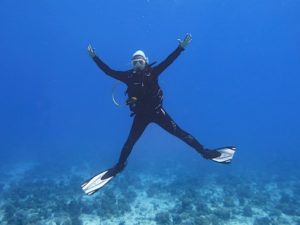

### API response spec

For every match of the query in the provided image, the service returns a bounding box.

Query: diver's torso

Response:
[126,68,163,114]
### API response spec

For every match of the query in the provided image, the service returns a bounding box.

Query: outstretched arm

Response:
[154,33,192,76]
[87,44,126,81]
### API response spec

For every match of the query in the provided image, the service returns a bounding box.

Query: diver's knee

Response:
[170,120,177,132]
[182,134,195,144]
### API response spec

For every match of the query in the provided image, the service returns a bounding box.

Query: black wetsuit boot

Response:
[102,162,126,179]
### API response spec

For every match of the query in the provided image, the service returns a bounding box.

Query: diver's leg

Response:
[153,108,221,159]
[103,114,150,178]
[118,114,150,165]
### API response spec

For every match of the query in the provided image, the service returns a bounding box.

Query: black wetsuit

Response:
[92,46,220,174]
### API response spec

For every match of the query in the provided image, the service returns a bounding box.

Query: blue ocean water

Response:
[0,0,300,224]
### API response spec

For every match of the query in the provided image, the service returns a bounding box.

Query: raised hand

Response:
[178,33,192,48]
[87,44,96,58]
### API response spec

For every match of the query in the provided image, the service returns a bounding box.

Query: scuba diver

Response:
[82,34,236,195]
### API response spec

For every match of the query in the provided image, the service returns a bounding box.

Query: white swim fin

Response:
[211,146,237,164]
[81,169,114,195]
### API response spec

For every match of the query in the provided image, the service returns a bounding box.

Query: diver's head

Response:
[132,50,148,71]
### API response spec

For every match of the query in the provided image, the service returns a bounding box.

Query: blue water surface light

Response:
[0,0,300,224]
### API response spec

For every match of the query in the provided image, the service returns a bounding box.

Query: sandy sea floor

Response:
[0,161,299,225]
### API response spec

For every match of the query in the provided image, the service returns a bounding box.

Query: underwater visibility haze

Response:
[0,0,300,224]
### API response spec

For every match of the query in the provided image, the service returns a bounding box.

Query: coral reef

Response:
[242,205,253,217]
[155,212,171,225]
[0,163,299,225]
